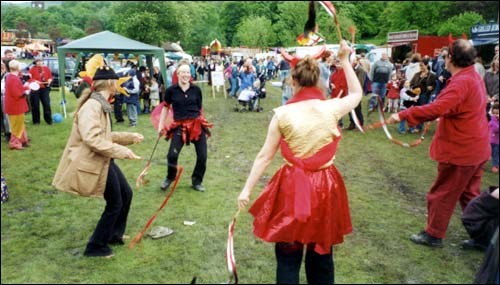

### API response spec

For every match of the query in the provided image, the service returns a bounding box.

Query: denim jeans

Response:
[399,120,407,133]
[368,82,387,110]
[230,77,239,97]
[280,70,290,82]
[492,143,499,167]
[126,103,138,126]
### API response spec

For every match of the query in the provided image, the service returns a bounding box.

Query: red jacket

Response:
[399,65,490,166]
[386,80,400,99]
[28,65,53,88]
[5,73,29,115]
[329,68,347,98]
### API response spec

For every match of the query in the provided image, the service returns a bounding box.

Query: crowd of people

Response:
[1,39,498,283]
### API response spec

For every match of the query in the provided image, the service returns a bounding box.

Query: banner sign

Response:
[387,30,419,43]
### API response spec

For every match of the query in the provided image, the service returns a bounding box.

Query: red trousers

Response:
[425,161,487,238]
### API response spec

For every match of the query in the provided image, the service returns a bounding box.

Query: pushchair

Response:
[234,73,266,113]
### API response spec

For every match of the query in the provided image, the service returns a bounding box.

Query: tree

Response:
[234,16,275,49]
[437,12,485,38]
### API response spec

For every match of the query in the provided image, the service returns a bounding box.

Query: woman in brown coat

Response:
[52,66,143,258]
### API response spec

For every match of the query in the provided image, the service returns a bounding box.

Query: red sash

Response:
[280,137,340,222]
[280,85,339,222]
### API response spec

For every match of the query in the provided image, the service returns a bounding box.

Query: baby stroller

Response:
[234,73,266,113]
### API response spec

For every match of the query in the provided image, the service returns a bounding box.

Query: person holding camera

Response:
[4,60,30,150]
[28,59,53,125]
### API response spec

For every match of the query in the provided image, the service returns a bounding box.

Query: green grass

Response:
[1,82,498,284]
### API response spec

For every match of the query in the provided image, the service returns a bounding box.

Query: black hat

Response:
[92,66,119,80]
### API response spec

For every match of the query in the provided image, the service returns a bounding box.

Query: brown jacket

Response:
[52,94,138,198]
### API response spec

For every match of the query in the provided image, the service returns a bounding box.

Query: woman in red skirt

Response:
[238,40,363,284]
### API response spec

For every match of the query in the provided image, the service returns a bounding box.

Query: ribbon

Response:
[128,165,184,249]
[226,209,240,284]
[362,95,432,148]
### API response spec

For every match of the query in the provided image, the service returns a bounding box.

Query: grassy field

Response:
[1,82,497,284]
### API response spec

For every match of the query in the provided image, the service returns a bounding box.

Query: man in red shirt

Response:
[28,59,53,125]
[389,39,490,247]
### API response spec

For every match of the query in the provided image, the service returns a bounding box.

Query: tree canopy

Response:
[1,1,498,54]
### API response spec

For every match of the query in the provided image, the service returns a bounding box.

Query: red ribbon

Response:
[128,165,184,249]
[226,210,240,284]
[363,95,431,148]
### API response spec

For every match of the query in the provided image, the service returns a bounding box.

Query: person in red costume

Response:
[4,60,30,150]
[389,39,490,247]
[237,40,362,284]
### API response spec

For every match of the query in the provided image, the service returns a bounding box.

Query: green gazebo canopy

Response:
[56,31,167,111]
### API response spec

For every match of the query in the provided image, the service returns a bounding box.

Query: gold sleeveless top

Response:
[273,99,343,159]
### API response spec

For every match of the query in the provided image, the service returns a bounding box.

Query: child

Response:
[489,102,499,173]
[149,77,160,108]
[398,80,419,134]
[386,74,400,113]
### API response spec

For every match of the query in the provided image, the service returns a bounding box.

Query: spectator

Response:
[474,56,486,79]
[149,77,160,109]
[488,103,499,173]
[389,39,490,247]
[2,49,15,72]
[386,73,401,113]
[319,50,332,92]
[433,48,451,99]
[405,53,422,89]
[397,80,418,134]
[52,66,143,258]
[484,55,499,119]
[461,187,499,251]
[266,56,275,81]
[281,75,292,106]
[237,40,362,284]
[28,59,53,125]
[123,69,141,127]
[408,58,436,133]
[4,60,30,150]
[279,55,292,83]
[346,55,366,130]
[368,53,393,111]
[1,62,11,141]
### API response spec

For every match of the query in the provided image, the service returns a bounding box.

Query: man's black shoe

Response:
[160,179,173,191]
[191,184,206,192]
[346,125,356,131]
[461,239,486,251]
[410,231,443,247]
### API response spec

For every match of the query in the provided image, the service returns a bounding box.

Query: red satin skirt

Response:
[249,164,352,254]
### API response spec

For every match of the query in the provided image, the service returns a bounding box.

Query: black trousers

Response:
[114,94,124,122]
[30,87,52,124]
[275,242,334,284]
[166,127,207,186]
[84,161,133,256]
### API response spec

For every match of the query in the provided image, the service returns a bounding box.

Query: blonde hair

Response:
[291,56,320,88]
[8,60,20,71]
[176,59,191,74]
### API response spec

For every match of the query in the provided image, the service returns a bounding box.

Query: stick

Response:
[135,134,162,188]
